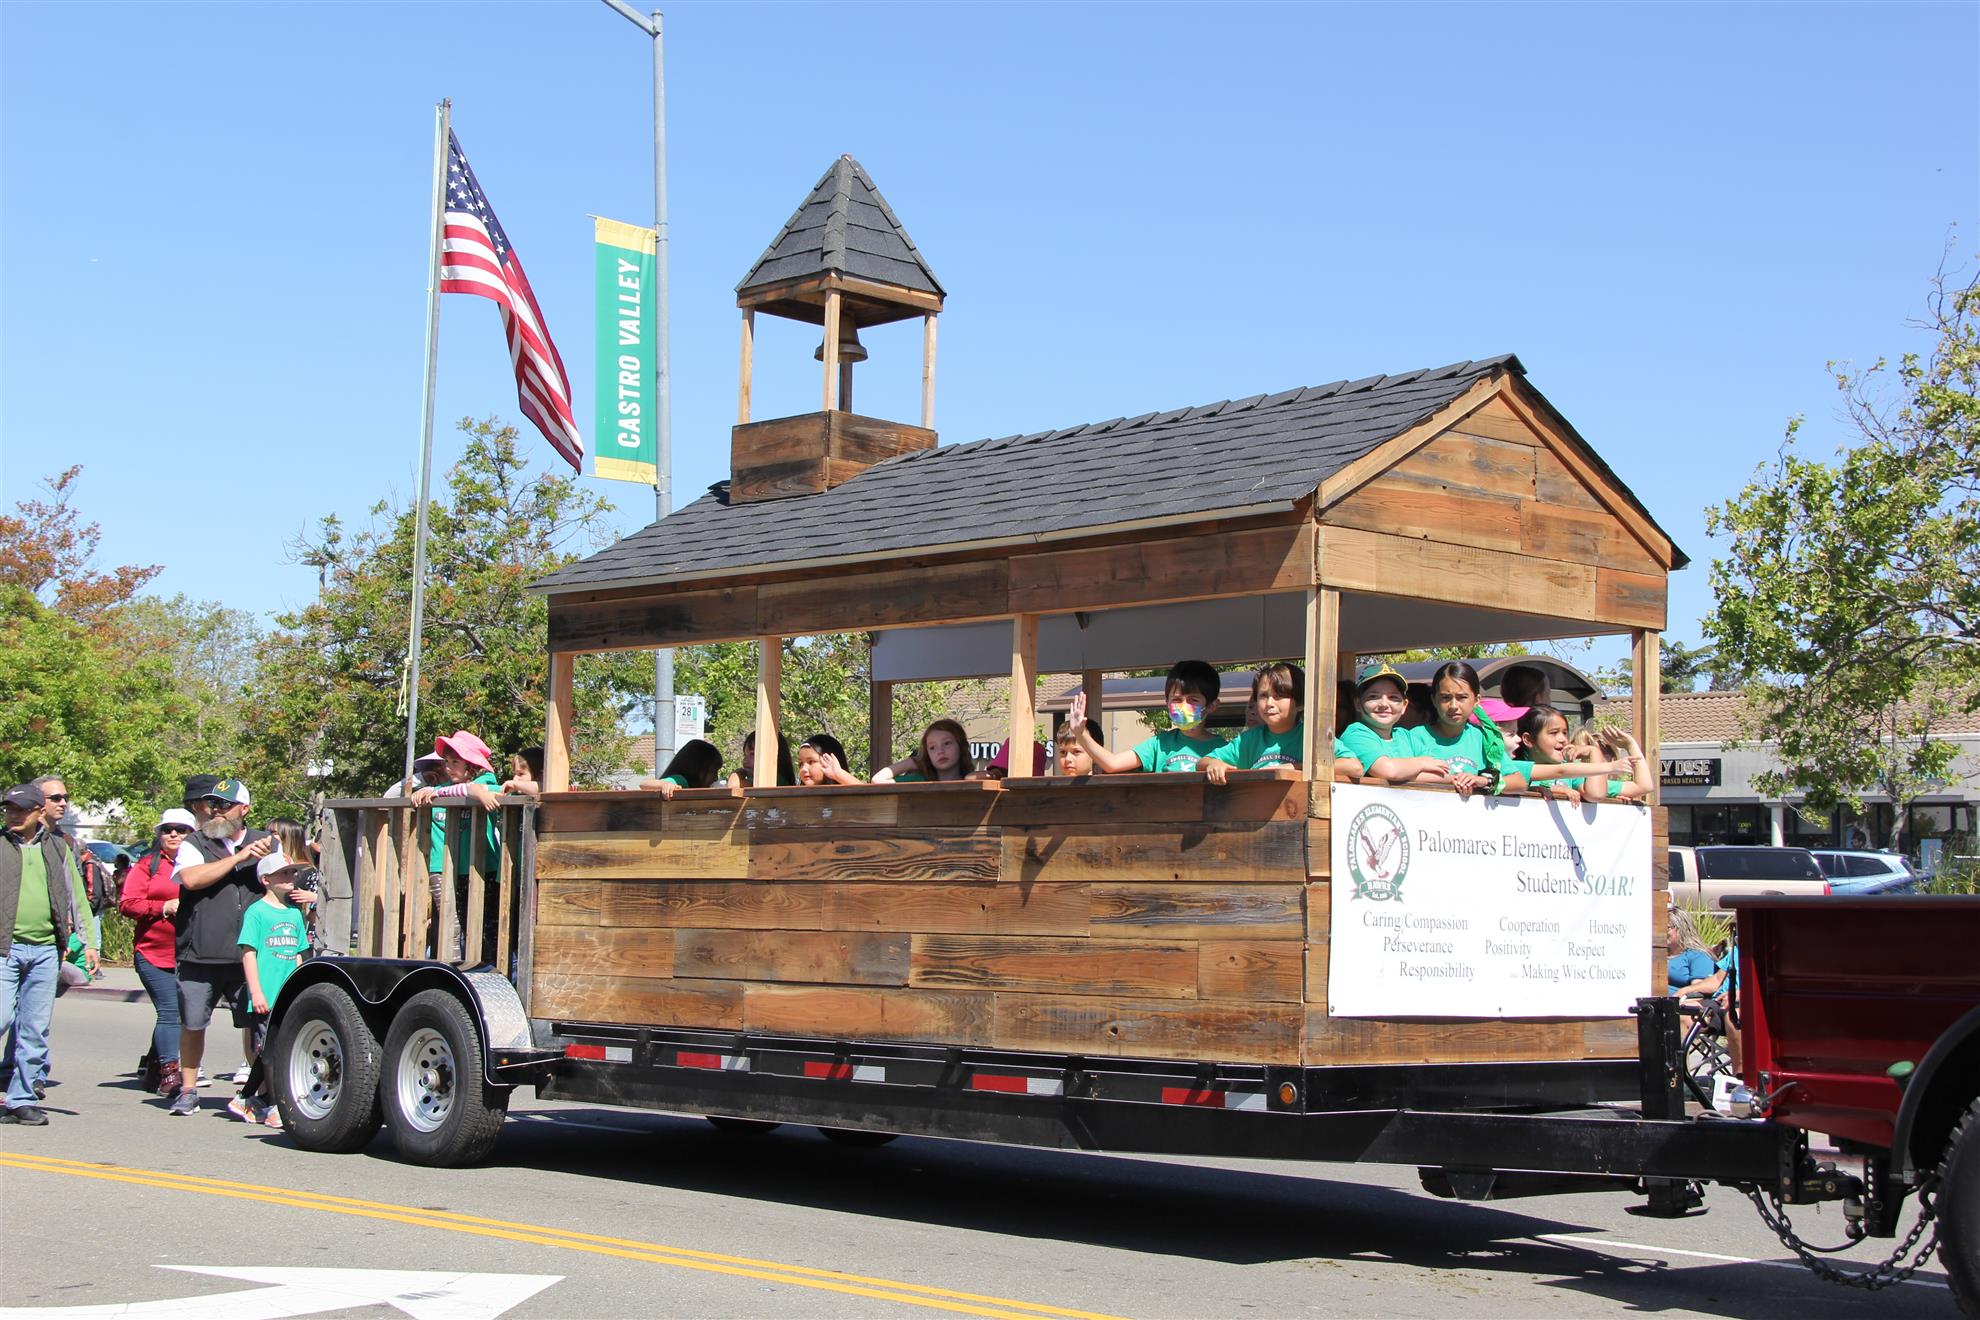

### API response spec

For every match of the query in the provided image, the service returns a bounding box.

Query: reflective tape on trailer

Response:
[676,1051,751,1072]
[1159,1087,1267,1110]
[969,1073,1065,1097]
[563,1044,632,1063]
[803,1061,886,1082]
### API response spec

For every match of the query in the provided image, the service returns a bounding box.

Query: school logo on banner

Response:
[1346,801,1410,901]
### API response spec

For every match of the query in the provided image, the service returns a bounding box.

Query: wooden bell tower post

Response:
[729,156,946,505]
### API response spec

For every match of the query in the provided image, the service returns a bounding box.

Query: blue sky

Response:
[3,1,1975,666]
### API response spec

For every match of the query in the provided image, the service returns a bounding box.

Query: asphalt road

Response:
[0,978,1958,1319]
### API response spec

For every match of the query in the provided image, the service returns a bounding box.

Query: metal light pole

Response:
[600,0,675,775]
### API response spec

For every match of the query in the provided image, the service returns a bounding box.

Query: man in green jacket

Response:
[1,782,93,1125]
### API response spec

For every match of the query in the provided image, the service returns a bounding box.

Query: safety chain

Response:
[1745,1173,1942,1291]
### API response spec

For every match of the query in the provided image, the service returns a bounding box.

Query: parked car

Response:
[1669,845,1830,908]
[83,840,134,870]
[1809,849,1919,895]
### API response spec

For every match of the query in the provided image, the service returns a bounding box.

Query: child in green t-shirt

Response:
[1071,660,1224,775]
[1504,705,1640,801]
[231,854,314,1127]
[641,739,725,798]
[1410,661,1508,798]
[1203,662,1305,784]
[1332,662,1451,784]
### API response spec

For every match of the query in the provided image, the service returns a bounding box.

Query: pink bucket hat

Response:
[435,730,495,774]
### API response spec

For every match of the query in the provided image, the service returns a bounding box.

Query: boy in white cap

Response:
[228,853,312,1126]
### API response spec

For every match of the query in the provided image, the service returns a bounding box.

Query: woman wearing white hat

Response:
[119,809,198,1097]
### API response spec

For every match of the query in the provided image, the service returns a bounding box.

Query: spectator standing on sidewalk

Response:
[120,809,196,1096]
[1,783,93,1125]
[166,777,272,1116]
[33,777,107,968]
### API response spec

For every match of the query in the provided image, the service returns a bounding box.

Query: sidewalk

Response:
[66,963,146,1004]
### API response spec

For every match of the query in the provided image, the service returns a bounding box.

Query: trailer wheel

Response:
[1942,1096,1979,1316]
[706,1116,781,1135]
[272,984,383,1153]
[818,1127,898,1148]
[380,989,509,1167]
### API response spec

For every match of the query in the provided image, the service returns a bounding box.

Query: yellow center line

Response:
[1,1153,1129,1320]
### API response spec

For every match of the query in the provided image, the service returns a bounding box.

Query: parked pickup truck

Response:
[1669,844,1830,908]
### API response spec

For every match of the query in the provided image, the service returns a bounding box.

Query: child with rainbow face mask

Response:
[1068,659,1224,775]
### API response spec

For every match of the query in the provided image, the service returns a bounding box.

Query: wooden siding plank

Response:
[1327,477,1525,553]
[743,984,994,1045]
[1446,396,1541,447]
[759,559,1010,636]
[1306,818,1331,880]
[535,794,745,835]
[740,792,901,830]
[909,936,1198,997]
[1088,883,1303,941]
[821,882,1092,936]
[1007,523,1310,614]
[747,829,1001,883]
[1521,504,1664,576]
[675,930,910,986]
[534,879,604,927]
[1317,525,1607,622]
[1600,569,1669,631]
[1391,432,1538,500]
[601,880,824,930]
[993,995,1300,1065]
[531,973,744,1029]
[1003,820,1305,884]
[533,925,675,979]
[1198,941,1305,1002]
[548,585,760,653]
[535,831,749,881]
[1303,1012,1631,1065]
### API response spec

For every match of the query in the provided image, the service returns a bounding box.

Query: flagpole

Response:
[403,98,451,784]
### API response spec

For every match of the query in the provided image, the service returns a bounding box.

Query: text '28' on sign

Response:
[1328,783,1652,1018]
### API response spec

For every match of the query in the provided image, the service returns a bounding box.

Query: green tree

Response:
[243,417,647,815]
[1704,263,1979,848]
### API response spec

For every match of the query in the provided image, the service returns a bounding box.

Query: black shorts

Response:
[178,962,252,1030]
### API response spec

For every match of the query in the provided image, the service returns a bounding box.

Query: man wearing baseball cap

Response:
[1,783,92,1125]
[165,776,273,1116]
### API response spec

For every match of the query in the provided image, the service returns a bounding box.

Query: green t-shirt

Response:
[429,771,502,875]
[660,773,689,788]
[238,898,307,1006]
[1333,720,1409,772]
[8,836,85,946]
[893,771,928,783]
[1133,729,1221,773]
[1412,721,1492,777]
[1505,760,1622,797]
[1207,720,1304,771]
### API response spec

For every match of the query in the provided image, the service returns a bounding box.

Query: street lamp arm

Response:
[598,0,657,36]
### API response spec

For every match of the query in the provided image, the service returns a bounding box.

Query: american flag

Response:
[440,132,583,471]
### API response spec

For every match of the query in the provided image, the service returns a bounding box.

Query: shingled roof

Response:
[736,156,944,299]
[539,353,1681,595]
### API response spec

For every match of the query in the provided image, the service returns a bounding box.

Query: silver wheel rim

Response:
[290,1019,343,1121]
[396,1027,455,1133]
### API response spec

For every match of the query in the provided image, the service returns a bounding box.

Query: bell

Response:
[814,323,868,364]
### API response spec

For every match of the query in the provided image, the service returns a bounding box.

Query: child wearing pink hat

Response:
[409,730,502,961]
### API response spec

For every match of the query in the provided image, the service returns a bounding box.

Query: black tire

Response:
[706,1116,781,1135]
[380,989,509,1167]
[1942,1096,1979,1318]
[818,1127,898,1148]
[271,983,383,1153]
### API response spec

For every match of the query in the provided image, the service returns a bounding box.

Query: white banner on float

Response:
[1327,783,1652,1018]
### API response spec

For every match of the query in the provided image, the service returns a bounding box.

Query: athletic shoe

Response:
[169,1089,200,1116]
[226,1095,256,1123]
[231,1064,252,1084]
[31,1080,45,1099]
[260,1104,284,1130]
[157,1061,183,1097]
[0,1106,48,1126]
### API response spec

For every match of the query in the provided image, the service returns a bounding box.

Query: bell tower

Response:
[729,156,945,503]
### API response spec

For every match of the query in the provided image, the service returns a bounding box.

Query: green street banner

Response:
[592,217,657,485]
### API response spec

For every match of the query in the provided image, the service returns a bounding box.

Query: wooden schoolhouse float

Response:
[332,156,1683,1095]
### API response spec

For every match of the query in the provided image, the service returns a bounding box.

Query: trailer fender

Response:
[1891,1002,1980,1181]
[268,959,535,1088]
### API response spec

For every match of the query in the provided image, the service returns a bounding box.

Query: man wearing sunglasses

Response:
[1,782,92,1125]
[34,777,107,967]
[164,777,273,1117]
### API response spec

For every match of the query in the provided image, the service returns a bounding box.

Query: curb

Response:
[65,986,147,1003]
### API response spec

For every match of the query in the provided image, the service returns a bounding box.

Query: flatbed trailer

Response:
[269,269,1973,1307]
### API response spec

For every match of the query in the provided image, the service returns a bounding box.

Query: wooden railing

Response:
[320,797,537,976]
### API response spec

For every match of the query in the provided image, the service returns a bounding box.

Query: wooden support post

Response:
[921,313,937,429]
[754,636,782,788]
[1633,630,1662,805]
[822,291,842,412]
[737,309,754,424]
[544,651,573,792]
[1305,587,1340,810]
[869,677,894,776]
[1009,614,1039,780]
[839,359,855,414]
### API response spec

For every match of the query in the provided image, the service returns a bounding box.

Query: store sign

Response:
[1660,757,1721,787]
[1328,783,1652,1018]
